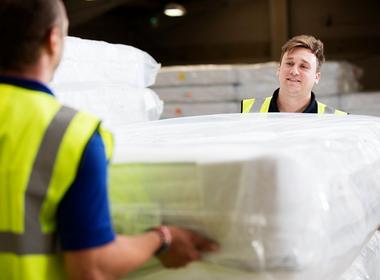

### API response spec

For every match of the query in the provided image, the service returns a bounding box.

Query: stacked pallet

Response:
[50,36,164,138]
[152,61,362,118]
[153,65,240,118]
[110,113,380,280]
[330,91,380,116]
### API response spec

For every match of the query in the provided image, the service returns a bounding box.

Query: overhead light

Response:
[164,3,186,17]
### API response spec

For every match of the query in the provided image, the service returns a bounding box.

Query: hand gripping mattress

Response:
[109,113,380,279]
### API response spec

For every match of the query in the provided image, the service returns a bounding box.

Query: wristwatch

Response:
[151,225,172,256]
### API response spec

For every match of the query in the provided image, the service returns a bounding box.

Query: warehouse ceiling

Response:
[63,0,229,27]
[62,0,380,90]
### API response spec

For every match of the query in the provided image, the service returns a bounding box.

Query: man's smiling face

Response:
[277,47,320,98]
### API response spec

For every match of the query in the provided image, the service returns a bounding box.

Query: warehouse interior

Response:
[3,1,380,279]
[65,0,380,91]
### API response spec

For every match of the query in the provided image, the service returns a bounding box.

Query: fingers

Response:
[158,246,200,268]
[196,238,219,252]
[187,230,219,253]
[157,226,219,269]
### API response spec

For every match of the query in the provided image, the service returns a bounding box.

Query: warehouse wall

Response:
[70,0,271,63]
[289,0,380,90]
[69,0,380,90]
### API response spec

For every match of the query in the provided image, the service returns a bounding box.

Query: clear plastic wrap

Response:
[154,65,237,87]
[152,85,237,102]
[109,113,380,279]
[52,83,163,136]
[50,37,164,125]
[161,102,240,118]
[51,36,160,88]
[341,91,380,117]
[341,231,380,280]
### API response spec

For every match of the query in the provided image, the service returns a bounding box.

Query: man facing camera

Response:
[241,35,347,115]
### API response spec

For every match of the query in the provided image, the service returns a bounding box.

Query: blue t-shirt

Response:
[0,75,116,250]
[57,131,115,250]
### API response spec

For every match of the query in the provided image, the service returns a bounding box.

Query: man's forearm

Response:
[64,232,162,280]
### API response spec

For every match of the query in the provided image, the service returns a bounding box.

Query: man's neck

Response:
[277,91,312,113]
[0,56,53,84]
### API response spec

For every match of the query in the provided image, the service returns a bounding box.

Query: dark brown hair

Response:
[281,35,325,71]
[0,0,65,71]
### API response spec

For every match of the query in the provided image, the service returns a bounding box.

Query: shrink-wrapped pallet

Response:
[154,65,237,87]
[53,83,163,137]
[314,61,362,96]
[50,37,164,126]
[153,85,237,103]
[109,113,380,280]
[341,231,380,280]
[161,102,240,118]
[340,91,380,116]
[124,231,380,280]
[52,36,160,87]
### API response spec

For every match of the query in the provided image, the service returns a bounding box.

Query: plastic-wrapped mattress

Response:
[109,113,380,279]
[50,36,164,133]
[124,231,380,280]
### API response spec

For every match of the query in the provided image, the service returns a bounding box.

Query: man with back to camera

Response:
[0,0,217,279]
[241,35,347,115]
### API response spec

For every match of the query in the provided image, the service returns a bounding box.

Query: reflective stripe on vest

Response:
[242,97,272,113]
[317,101,348,115]
[0,106,76,254]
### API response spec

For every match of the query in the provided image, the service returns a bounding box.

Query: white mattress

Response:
[341,230,380,280]
[124,231,380,280]
[52,83,163,136]
[154,65,237,87]
[110,113,380,279]
[152,85,237,102]
[50,36,165,128]
[340,91,380,116]
[52,36,160,88]
[317,92,380,117]
[161,102,240,118]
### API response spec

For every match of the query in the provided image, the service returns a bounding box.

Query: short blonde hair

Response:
[281,35,325,72]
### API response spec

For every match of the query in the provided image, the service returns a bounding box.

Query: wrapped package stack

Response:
[50,36,164,138]
[338,91,380,116]
[153,65,241,118]
[109,113,380,280]
[152,61,362,118]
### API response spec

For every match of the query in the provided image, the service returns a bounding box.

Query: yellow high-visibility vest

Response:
[241,96,347,115]
[0,83,113,279]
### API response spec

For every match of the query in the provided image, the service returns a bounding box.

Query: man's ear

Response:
[315,71,321,85]
[45,26,62,56]
[276,64,280,77]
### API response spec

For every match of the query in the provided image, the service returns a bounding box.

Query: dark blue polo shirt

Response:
[268,88,318,113]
